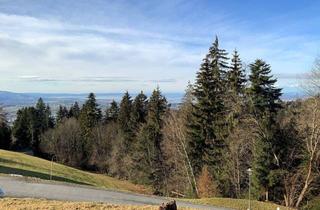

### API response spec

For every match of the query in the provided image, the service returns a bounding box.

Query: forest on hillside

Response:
[0,37,320,208]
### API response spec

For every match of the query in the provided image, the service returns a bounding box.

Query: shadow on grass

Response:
[0,158,35,168]
[0,165,90,186]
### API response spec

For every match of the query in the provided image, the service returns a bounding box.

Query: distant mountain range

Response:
[0,90,306,122]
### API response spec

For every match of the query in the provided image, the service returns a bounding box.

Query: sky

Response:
[0,0,319,93]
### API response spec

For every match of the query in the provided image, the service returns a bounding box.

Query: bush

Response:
[197,165,219,198]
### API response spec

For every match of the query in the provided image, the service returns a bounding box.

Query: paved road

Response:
[0,176,231,210]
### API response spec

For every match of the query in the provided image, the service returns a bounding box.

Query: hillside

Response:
[0,150,296,210]
[0,149,150,194]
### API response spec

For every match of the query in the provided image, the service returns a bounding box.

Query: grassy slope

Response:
[0,149,150,194]
[0,198,193,210]
[184,198,295,210]
[0,150,296,210]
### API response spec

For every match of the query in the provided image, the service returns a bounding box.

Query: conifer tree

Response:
[130,91,148,132]
[45,105,54,129]
[224,50,247,135]
[12,107,37,150]
[0,108,11,149]
[80,93,102,128]
[118,91,133,133]
[227,50,246,95]
[248,59,282,200]
[79,93,102,167]
[104,100,119,123]
[56,105,69,123]
[32,98,53,154]
[69,102,80,119]
[134,88,168,195]
[208,36,229,79]
[248,59,282,115]
[35,98,47,132]
[188,37,228,186]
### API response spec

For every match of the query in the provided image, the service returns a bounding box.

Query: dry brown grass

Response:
[0,198,195,210]
[184,198,296,210]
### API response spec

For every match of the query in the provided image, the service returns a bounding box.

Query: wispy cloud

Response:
[18,75,176,84]
[0,12,200,92]
[0,1,319,93]
[275,73,311,80]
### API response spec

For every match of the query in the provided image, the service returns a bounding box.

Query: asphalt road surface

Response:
[0,176,231,210]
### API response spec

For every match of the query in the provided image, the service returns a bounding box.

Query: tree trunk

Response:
[265,190,269,201]
[295,161,313,207]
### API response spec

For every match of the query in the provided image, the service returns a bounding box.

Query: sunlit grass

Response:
[183,197,295,210]
[0,149,151,194]
[0,198,195,210]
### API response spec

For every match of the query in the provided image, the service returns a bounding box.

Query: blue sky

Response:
[0,0,319,93]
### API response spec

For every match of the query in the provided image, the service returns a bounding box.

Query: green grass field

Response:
[0,149,150,194]
[184,198,295,210]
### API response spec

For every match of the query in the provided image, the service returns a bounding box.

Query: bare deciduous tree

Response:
[162,110,198,196]
[40,118,83,167]
[294,97,320,207]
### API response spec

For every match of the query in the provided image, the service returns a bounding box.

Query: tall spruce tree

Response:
[188,37,228,188]
[104,100,119,123]
[35,98,47,132]
[224,50,247,136]
[130,91,148,133]
[79,93,102,167]
[45,105,54,129]
[118,91,133,154]
[0,108,11,149]
[33,98,53,154]
[12,108,34,149]
[69,102,80,119]
[56,105,69,124]
[248,59,282,201]
[118,91,133,133]
[80,93,102,128]
[227,50,246,95]
[134,88,168,195]
[209,36,229,79]
[248,59,282,115]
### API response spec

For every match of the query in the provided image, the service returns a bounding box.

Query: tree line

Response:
[0,36,319,208]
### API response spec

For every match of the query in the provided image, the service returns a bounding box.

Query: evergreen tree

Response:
[118,91,133,133]
[45,105,55,128]
[0,108,11,149]
[224,49,247,142]
[35,98,47,132]
[248,59,283,200]
[104,100,119,123]
[79,93,102,167]
[188,37,228,187]
[31,98,53,154]
[248,59,282,115]
[80,93,102,128]
[12,99,53,154]
[56,105,69,123]
[0,123,11,149]
[12,107,36,149]
[208,36,229,79]
[69,102,80,119]
[130,91,148,132]
[134,88,168,195]
[227,50,246,95]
